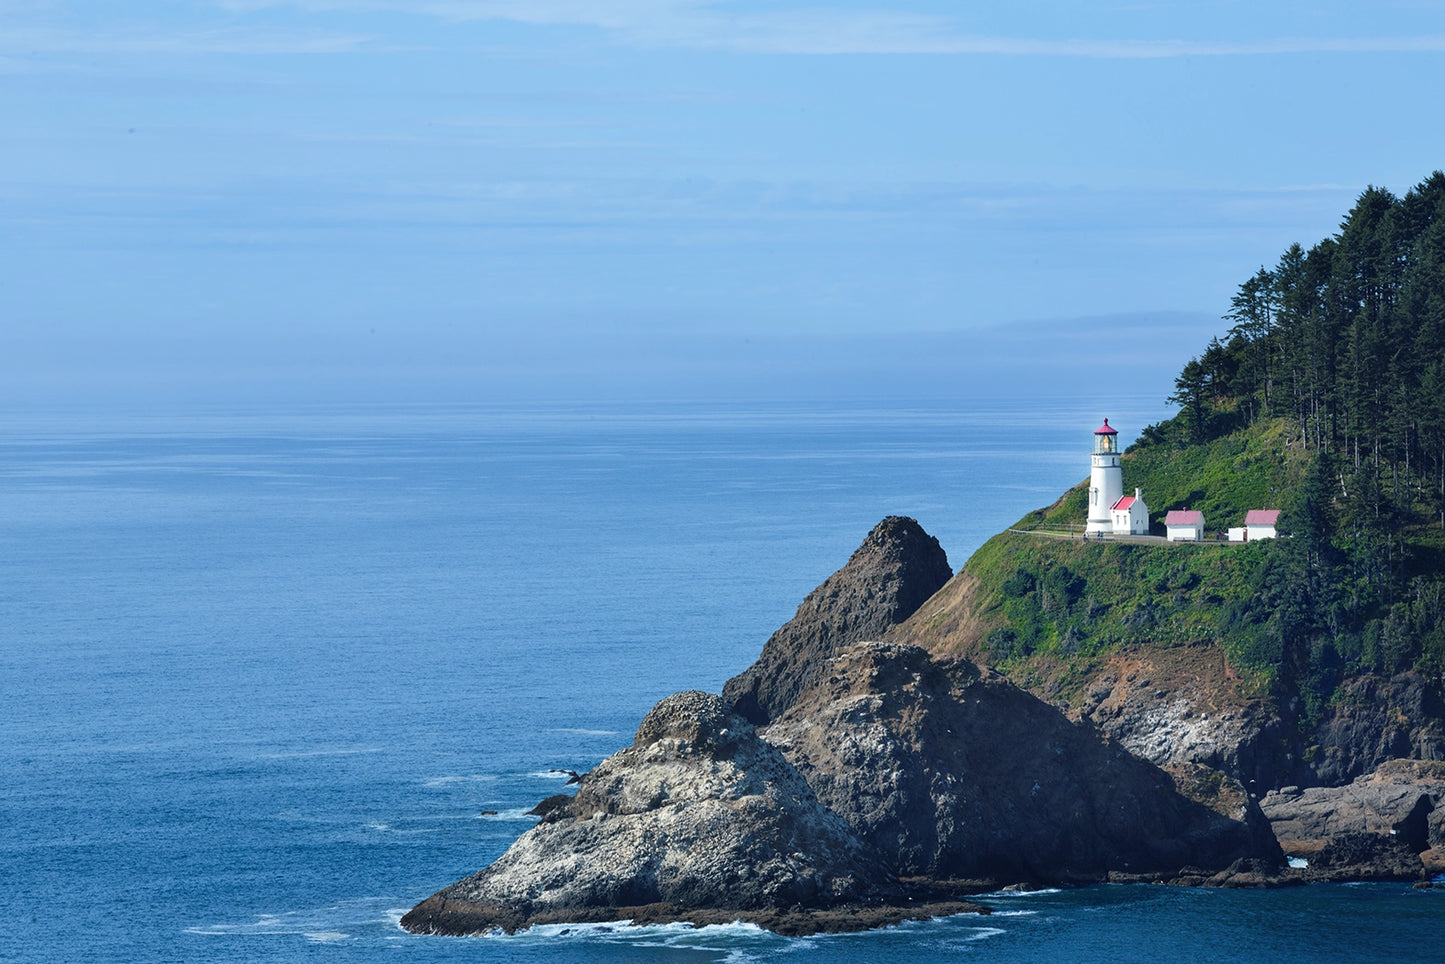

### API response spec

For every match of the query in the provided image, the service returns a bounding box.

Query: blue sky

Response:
[4,2,1444,407]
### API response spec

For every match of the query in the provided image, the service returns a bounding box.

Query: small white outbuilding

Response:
[1165,509,1206,542]
[1245,509,1280,540]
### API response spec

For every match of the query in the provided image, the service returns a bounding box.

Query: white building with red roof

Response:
[1245,509,1280,540]
[1165,509,1206,542]
[1110,488,1150,535]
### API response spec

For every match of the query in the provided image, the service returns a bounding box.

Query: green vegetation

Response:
[966,532,1275,692]
[974,172,1445,718]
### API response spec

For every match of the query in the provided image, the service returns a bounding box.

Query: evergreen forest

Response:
[1134,171,1445,711]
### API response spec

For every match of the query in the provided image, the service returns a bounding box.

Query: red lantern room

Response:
[1094,417,1118,455]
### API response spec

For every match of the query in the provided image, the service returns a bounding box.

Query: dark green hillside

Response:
[943,172,1445,724]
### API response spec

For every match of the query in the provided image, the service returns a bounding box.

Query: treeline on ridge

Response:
[1134,171,1445,716]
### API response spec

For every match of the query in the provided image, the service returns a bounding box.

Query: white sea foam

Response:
[303,932,349,943]
[961,926,1007,942]
[254,747,385,760]
[530,769,580,779]
[1287,856,1309,869]
[509,920,640,938]
[188,897,405,941]
[987,909,1040,917]
[422,773,499,788]
[981,886,1063,898]
[481,918,786,957]
[363,820,438,835]
[475,807,538,821]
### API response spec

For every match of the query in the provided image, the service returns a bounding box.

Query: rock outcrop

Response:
[400,691,985,936]
[1307,674,1445,786]
[761,641,1281,886]
[1303,832,1425,882]
[1259,758,1445,878]
[723,516,951,725]
[1065,647,1291,792]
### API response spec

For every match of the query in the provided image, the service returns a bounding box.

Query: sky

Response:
[4,1,1445,408]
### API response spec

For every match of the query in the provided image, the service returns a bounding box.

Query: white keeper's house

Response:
[1111,489,1150,535]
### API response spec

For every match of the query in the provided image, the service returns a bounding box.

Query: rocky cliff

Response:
[762,640,1280,886]
[891,525,1445,880]
[401,690,984,936]
[404,516,1302,939]
[723,515,951,725]
[894,535,1445,801]
[1259,759,1445,878]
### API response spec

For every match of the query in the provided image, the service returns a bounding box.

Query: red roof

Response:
[1165,510,1204,526]
[1245,509,1280,526]
[1094,418,1118,435]
[1111,495,1137,511]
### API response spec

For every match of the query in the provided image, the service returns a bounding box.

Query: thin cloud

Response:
[0,26,373,56]
[216,0,1445,57]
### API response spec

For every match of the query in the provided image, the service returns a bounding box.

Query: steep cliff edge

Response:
[762,640,1280,887]
[723,515,951,725]
[897,560,1291,789]
[895,524,1445,796]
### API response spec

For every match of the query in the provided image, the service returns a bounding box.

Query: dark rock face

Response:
[723,516,951,725]
[1034,660,1445,796]
[1305,832,1424,881]
[400,692,985,936]
[1307,673,1445,786]
[760,641,1282,886]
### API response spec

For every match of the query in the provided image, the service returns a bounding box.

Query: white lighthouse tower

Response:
[1086,418,1122,534]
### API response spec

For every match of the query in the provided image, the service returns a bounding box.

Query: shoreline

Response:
[399,895,993,938]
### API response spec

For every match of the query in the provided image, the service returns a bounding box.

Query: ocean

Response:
[3,399,1440,963]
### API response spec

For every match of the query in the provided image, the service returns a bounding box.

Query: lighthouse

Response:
[1086,418,1122,534]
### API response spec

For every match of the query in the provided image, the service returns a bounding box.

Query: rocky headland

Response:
[406,515,1416,938]
[759,639,1280,887]
[406,181,1445,930]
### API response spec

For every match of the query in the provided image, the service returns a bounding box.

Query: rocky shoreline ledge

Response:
[402,517,1440,938]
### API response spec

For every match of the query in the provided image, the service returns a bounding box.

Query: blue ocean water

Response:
[2,399,1440,963]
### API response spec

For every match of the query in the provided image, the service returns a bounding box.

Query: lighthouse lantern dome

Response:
[1093,418,1118,455]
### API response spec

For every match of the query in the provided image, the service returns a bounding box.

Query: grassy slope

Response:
[902,418,1312,705]
[1027,417,1309,533]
